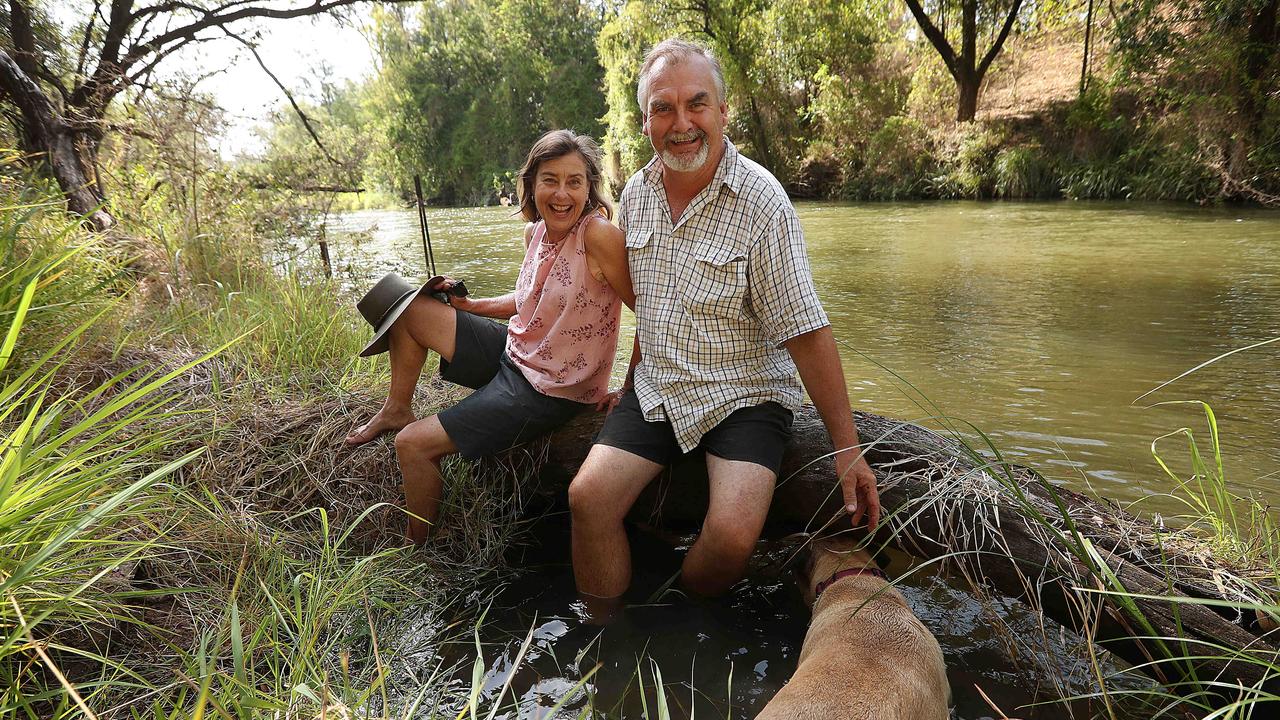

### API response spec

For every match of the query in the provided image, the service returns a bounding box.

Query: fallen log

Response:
[537,407,1279,695]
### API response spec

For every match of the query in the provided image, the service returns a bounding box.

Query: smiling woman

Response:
[346,129,636,545]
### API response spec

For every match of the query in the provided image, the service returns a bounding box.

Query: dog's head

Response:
[799,534,879,607]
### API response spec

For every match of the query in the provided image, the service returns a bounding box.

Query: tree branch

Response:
[8,0,43,80]
[118,35,205,93]
[123,0,383,73]
[76,0,104,80]
[977,0,1026,78]
[74,0,396,114]
[902,0,958,76]
[99,0,137,67]
[221,28,340,166]
[246,180,366,193]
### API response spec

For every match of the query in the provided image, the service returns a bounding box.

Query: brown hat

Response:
[356,273,432,357]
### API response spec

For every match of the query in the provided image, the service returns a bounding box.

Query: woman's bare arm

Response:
[583,216,635,310]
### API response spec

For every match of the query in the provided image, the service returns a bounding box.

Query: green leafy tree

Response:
[1112,0,1278,189]
[596,0,904,185]
[366,0,606,204]
[597,0,665,188]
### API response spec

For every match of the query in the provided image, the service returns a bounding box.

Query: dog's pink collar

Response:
[814,566,888,599]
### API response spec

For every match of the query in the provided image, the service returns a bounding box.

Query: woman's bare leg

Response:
[346,296,459,445]
[394,415,459,544]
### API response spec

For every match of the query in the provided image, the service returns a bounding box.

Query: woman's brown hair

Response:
[516,130,613,223]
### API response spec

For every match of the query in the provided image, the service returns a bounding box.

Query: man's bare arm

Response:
[783,326,881,530]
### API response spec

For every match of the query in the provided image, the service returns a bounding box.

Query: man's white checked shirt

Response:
[619,139,830,452]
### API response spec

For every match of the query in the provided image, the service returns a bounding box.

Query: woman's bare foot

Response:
[344,406,416,446]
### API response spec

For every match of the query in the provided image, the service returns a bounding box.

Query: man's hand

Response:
[784,326,881,532]
[836,449,880,531]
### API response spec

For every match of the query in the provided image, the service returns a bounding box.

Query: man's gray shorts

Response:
[437,310,587,460]
[593,388,793,474]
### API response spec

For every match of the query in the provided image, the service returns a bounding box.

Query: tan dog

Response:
[756,536,950,720]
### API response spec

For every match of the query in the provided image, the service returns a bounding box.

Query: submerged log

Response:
[539,407,1278,694]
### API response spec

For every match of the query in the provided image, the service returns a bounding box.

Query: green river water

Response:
[329,201,1280,718]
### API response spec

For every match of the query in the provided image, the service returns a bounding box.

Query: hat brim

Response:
[358,281,432,357]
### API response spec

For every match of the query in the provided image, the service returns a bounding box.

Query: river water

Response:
[329,201,1280,718]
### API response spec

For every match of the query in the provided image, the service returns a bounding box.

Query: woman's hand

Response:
[595,387,627,414]
[429,276,476,312]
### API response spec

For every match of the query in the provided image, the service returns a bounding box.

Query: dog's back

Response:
[756,537,949,720]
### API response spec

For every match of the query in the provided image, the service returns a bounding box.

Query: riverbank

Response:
[791,88,1277,205]
[3,177,1278,716]
[0,179,526,715]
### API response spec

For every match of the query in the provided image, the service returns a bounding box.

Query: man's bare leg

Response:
[394,415,459,544]
[681,454,775,597]
[346,296,459,445]
[568,445,664,618]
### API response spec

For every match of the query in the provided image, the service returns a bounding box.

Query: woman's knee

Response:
[406,294,453,326]
[392,295,455,356]
[395,419,452,459]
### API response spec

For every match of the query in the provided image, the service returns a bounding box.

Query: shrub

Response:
[1127,144,1219,202]
[846,116,937,200]
[994,145,1059,199]
[905,52,954,127]
[1060,160,1129,200]
[932,124,1005,198]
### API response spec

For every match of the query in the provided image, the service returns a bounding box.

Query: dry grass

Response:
[981,30,1102,121]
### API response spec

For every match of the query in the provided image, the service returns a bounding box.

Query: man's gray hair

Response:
[635,38,726,113]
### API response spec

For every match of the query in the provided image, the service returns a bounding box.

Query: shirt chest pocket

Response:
[681,244,748,326]
[626,227,659,297]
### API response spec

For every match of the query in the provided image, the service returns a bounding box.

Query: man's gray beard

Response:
[661,136,711,173]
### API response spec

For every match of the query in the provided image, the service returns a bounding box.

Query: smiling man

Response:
[568,38,881,615]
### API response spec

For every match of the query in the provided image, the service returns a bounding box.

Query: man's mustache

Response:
[664,129,706,145]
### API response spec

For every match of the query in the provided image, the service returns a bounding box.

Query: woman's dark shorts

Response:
[437,310,587,460]
[593,388,793,475]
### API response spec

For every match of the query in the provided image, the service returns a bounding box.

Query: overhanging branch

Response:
[903,0,958,76]
[221,28,340,167]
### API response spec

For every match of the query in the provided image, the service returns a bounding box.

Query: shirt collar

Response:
[642,137,742,196]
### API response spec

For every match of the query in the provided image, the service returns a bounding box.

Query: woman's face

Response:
[533,152,590,238]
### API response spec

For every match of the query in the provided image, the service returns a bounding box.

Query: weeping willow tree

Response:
[595,0,903,186]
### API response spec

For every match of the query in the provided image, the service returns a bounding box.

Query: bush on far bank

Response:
[800,83,1277,205]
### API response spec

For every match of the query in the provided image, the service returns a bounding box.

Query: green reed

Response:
[0,241,205,715]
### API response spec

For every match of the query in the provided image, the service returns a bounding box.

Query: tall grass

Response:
[0,188,555,718]
[0,226,206,714]
[156,271,385,395]
[1152,401,1279,575]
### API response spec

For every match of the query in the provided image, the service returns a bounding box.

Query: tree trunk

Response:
[0,50,114,230]
[1080,0,1095,96]
[745,93,777,175]
[903,0,1025,123]
[536,407,1278,697]
[956,71,980,122]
